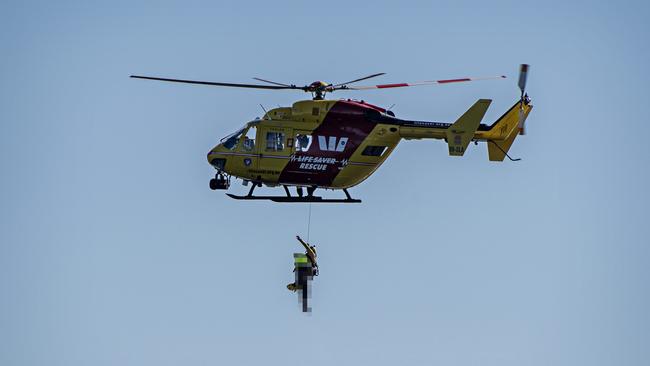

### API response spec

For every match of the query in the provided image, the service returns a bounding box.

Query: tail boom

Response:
[368,97,533,160]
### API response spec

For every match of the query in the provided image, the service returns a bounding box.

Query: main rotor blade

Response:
[332,73,386,88]
[130,75,298,90]
[252,77,294,87]
[345,75,506,90]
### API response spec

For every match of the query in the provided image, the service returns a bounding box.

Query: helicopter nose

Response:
[207,150,226,170]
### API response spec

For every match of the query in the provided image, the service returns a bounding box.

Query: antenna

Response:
[386,103,396,117]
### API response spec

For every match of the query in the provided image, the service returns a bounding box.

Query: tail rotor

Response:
[517,64,530,135]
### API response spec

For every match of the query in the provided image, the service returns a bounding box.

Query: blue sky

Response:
[1,1,649,365]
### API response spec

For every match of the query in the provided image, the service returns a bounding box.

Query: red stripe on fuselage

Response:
[278,100,379,187]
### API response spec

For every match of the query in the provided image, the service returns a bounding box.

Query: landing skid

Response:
[226,194,361,203]
[226,185,361,203]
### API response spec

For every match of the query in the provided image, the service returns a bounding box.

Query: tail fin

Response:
[483,99,533,161]
[487,127,519,161]
[484,100,532,139]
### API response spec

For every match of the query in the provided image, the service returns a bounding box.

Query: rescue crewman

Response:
[296,235,318,274]
[287,236,318,312]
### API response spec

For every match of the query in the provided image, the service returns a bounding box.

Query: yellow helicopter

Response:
[131,65,532,203]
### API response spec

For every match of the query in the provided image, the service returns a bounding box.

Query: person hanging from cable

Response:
[287,235,318,312]
[297,235,318,275]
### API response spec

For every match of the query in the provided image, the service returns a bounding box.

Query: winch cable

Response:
[306,203,312,242]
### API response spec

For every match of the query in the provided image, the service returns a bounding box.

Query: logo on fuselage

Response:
[289,155,348,171]
[317,136,348,152]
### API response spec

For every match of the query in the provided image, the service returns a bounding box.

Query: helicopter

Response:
[131,64,532,203]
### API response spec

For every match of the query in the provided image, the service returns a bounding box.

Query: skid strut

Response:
[227,185,361,203]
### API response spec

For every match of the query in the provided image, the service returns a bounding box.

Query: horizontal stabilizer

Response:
[446,99,492,156]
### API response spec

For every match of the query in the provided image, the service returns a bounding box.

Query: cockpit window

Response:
[221,128,245,150]
[242,126,256,151]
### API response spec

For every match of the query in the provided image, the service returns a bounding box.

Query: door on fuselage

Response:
[278,130,339,186]
[257,125,292,182]
[291,130,315,181]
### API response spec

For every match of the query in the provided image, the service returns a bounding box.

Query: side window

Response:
[295,134,312,152]
[362,145,387,157]
[266,132,285,151]
[241,126,256,151]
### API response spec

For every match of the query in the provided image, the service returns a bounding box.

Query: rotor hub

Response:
[308,81,331,100]
[309,81,328,89]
